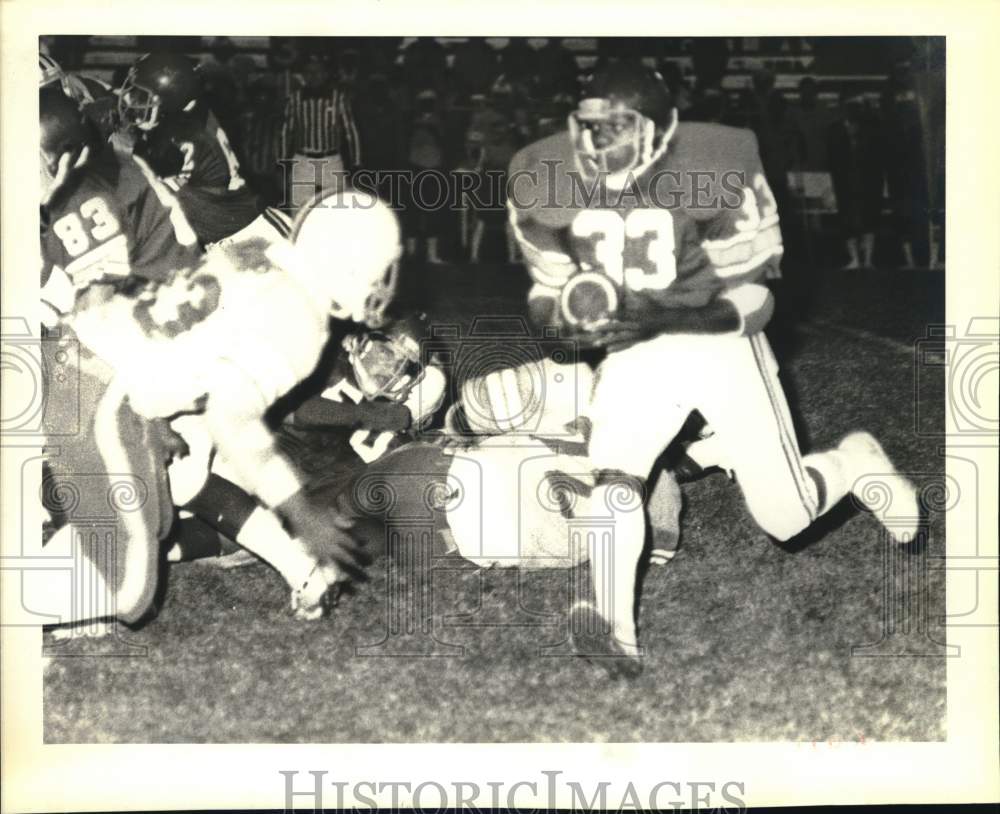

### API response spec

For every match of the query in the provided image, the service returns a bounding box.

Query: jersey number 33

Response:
[571,209,677,292]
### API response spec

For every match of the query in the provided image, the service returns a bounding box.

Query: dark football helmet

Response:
[343,314,428,403]
[118,51,200,131]
[569,60,677,184]
[39,85,94,195]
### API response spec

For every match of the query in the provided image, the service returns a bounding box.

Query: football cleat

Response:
[569,600,643,679]
[290,563,342,621]
[840,431,921,545]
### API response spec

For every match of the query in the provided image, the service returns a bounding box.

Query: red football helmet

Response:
[569,60,677,186]
[39,85,95,199]
[118,51,201,131]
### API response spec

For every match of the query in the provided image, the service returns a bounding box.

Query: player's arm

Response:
[127,155,203,280]
[584,284,773,353]
[293,390,411,434]
[508,202,578,330]
[702,130,784,283]
[633,283,773,336]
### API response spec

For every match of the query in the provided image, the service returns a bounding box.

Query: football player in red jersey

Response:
[40,84,202,324]
[116,51,283,249]
[39,52,120,143]
[508,61,919,674]
[273,313,447,490]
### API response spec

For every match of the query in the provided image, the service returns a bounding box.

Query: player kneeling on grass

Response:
[505,61,920,675]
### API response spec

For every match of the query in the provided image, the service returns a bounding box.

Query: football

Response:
[560,271,620,328]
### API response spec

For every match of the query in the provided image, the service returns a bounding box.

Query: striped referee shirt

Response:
[281,85,361,167]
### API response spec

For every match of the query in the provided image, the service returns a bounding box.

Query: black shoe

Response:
[672,451,722,484]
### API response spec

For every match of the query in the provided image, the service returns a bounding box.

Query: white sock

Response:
[236,507,316,589]
[802,449,851,516]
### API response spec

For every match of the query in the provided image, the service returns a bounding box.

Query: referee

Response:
[281,53,361,210]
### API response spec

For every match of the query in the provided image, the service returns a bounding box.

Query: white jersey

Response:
[70,240,328,420]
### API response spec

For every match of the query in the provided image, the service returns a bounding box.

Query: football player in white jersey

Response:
[63,190,402,622]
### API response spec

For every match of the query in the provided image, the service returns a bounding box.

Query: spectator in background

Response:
[533,38,579,102]
[882,59,937,269]
[354,71,404,199]
[457,83,521,263]
[401,38,449,97]
[746,68,794,260]
[453,38,501,99]
[239,77,286,206]
[788,77,836,172]
[786,77,838,268]
[828,91,884,269]
[281,53,361,210]
[498,39,538,98]
[337,46,362,93]
[403,89,448,264]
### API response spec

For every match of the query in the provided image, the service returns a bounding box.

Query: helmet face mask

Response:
[569,62,677,187]
[118,72,163,131]
[117,53,200,132]
[345,325,423,402]
[38,53,66,90]
[569,101,648,180]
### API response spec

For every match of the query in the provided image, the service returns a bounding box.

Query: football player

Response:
[116,51,282,248]
[66,190,403,620]
[40,85,202,324]
[329,377,679,681]
[507,61,919,673]
[40,87,309,614]
[274,313,447,492]
[170,314,448,578]
[39,52,120,142]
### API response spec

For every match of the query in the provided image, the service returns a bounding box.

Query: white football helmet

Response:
[288,189,402,329]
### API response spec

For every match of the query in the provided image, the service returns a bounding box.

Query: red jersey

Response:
[508,122,783,328]
[40,147,202,309]
[136,105,261,246]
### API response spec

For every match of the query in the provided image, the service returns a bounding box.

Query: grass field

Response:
[43,264,948,743]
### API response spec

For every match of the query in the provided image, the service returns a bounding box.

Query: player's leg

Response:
[166,413,342,618]
[202,363,367,601]
[646,468,683,565]
[579,471,647,663]
[699,332,918,543]
[578,337,694,666]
